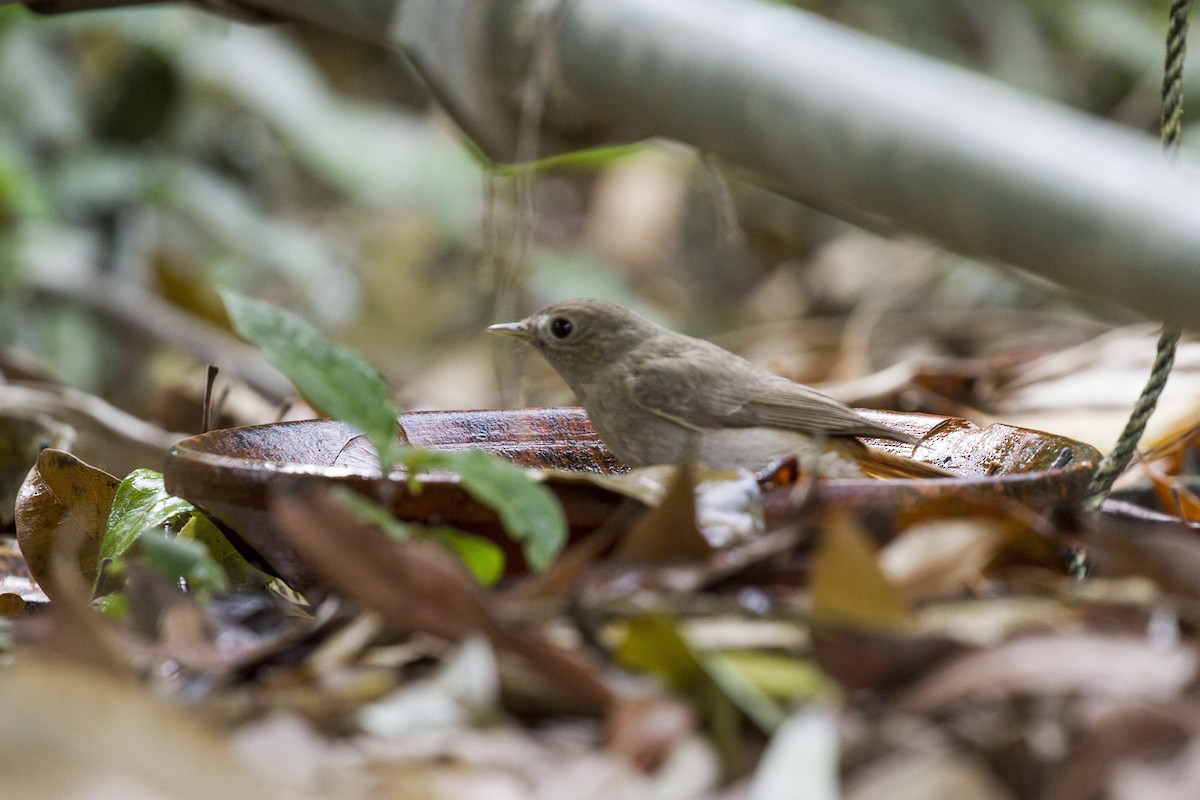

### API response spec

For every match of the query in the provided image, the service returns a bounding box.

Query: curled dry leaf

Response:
[14,448,120,598]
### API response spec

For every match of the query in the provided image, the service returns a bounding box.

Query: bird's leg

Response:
[756,454,801,487]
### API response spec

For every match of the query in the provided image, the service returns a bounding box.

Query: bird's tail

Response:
[857,444,955,479]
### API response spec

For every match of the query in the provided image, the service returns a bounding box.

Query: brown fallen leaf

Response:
[1041,706,1190,800]
[269,482,613,716]
[14,448,120,598]
[0,592,25,616]
[606,692,697,773]
[0,656,286,799]
[613,460,713,565]
[1086,515,1200,603]
[810,625,964,691]
[1143,460,1200,523]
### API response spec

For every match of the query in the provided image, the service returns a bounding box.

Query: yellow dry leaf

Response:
[809,510,912,632]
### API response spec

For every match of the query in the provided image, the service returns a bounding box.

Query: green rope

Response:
[1084,0,1190,510]
[1162,0,1193,150]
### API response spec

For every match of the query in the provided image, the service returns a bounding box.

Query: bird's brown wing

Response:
[627,346,914,443]
[736,384,916,443]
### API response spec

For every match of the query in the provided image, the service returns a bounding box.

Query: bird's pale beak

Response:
[487,321,533,340]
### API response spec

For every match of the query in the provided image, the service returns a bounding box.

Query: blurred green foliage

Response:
[0,0,1190,409]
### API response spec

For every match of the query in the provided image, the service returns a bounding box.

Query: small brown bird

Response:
[489,299,950,478]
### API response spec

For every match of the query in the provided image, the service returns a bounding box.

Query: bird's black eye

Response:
[550,317,574,339]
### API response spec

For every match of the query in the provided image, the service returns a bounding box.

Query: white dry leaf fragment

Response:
[844,748,1015,800]
[878,519,1006,603]
[985,326,1200,451]
[230,713,338,793]
[749,706,839,800]
[914,596,1080,647]
[360,635,500,738]
[550,465,766,548]
[694,470,766,547]
[1110,733,1200,800]
[533,736,719,800]
[899,634,1198,714]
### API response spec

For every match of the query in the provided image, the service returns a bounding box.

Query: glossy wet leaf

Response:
[220,289,401,472]
[809,510,912,632]
[407,449,566,572]
[14,449,120,595]
[100,468,194,564]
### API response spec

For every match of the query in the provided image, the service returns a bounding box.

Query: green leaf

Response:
[219,289,401,473]
[708,651,830,702]
[331,485,411,541]
[699,652,787,733]
[100,469,194,565]
[487,143,647,176]
[219,291,563,571]
[427,526,505,586]
[178,514,271,592]
[407,449,567,572]
[332,486,506,585]
[93,591,128,619]
[138,529,229,596]
[616,616,705,691]
[700,651,832,734]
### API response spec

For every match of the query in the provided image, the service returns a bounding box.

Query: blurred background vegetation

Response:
[0,0,1188,433]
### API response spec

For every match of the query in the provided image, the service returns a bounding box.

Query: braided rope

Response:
[1162,0,1193,150]
[1084,0,1190,509]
